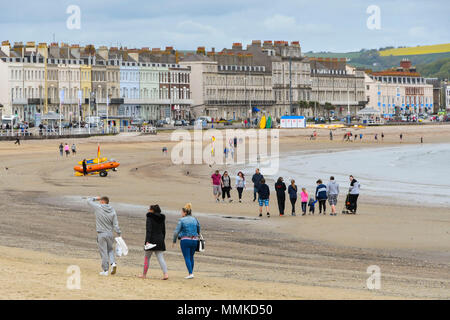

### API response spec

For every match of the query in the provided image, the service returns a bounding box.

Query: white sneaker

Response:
[99,271,108,276]
[110,263,117,275]
[144,243,157,250]
[185,274,194,279]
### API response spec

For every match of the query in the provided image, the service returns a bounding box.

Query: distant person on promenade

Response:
[400,133,403,142]
[421,137,423,144]
[211,170,222,203]
[288,179,298,216]
[375,134,378,141]
[359,133,363,140]
[139,204,168,280]
[235,171,246,203]
[59,143,64,157]
[172,203,200,279]
[87,196,121,276]
[315,179,328,215]
[381,132,384,141]
[221,171,232,202]
[14,137,20,145]
[252,169,264,202]
[348,175,361,214]
[327,176,340,216]
[64,143,70,157]
[275,177,287,216]
[300,188,308,216]
[71,143,77,155]
[257,178,270,218]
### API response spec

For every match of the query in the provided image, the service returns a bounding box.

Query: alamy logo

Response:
[171,128,280,175]
[66,265,81,290]
[366,265,381,290]
[366,5,381,30]
[66,5,81,30]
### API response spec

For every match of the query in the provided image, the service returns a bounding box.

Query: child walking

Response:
[300,188,308,216]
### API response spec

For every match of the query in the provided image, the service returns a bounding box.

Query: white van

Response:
[198,116,212,123]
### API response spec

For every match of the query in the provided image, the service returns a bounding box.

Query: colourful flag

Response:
[97,144,101,159]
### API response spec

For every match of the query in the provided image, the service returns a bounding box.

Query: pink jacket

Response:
[301,191,308,202]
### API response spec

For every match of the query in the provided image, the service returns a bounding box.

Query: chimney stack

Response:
[1,40,11,56]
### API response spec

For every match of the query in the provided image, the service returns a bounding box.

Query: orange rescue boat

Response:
[74,161,120,177]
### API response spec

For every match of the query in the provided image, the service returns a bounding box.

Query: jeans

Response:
[277,194,285,215]
[180,239,198,274]
[318,199,327,213]
[301,202,307,214]
[222,186,231,199]
[253,187,259,201]
[237,187,244,200]
[290,197,297,214]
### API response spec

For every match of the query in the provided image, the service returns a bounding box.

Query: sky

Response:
[1,0,449,52]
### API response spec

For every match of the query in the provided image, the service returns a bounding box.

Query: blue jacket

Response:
[173,216,200,243]
[316,184,328,200]
[288,185,298,199]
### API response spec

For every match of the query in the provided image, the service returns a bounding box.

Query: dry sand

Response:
[0,124,449,299]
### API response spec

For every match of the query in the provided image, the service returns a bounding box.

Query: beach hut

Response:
[280,115,306,128]
[357,107,384,125]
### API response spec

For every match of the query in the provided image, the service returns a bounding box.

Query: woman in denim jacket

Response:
[172,203,200,279]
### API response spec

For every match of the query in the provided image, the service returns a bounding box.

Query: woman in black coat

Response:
[138,205,168,280]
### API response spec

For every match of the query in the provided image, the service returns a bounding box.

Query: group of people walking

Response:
[87,197,202,280]
[59,142,76,157]
[212,168,361,217]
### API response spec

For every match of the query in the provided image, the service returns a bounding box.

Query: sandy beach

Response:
[0,124,449,299]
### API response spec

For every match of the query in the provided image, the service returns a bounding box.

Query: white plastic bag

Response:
[115,236,128,256]
[115,243,123,257]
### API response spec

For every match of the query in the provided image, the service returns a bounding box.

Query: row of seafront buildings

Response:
[0,40,444,127]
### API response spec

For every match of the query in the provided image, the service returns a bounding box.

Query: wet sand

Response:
[0,124,449,299]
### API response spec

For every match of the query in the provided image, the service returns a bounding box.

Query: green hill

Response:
[416,57,450,80]
[304,48,450,79]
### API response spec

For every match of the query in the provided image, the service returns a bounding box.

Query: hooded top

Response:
[87,198,121,234]
[257,183,270,200]
[327,180,340,195]
[349,179,361,195]
[145,211,166,251]
[288,184,298,199]
[275,181,287,196]
[315,184,328,200]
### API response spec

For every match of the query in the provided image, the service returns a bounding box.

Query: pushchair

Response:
[342,193,354,214]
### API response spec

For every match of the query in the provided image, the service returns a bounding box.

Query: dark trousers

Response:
[290,197,297,214]
[253,186,259,201]
[301,202,307,214]
[222,186,231,199]
[277,194,285,215]
[318,199,326,213]
[237,187,243,200]
[180,239,198,275]
[348,194,359,213]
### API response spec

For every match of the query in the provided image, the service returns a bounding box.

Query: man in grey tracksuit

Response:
[327,176,340,216]
[87,196,121,276]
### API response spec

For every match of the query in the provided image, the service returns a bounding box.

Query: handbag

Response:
[194,217,205,252]
[196,234,205,252]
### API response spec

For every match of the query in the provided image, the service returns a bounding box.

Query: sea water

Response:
[241,143,450,208]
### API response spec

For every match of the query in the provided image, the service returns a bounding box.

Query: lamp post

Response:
[107,93,111,134]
